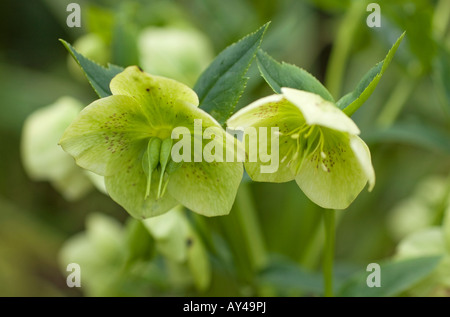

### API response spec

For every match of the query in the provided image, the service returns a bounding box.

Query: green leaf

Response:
[337,255,442,297]
[60,39,124,98]
[256,49,334,102]
[193,22,270,124]
[257,257,323,295]
[338,32,405,116]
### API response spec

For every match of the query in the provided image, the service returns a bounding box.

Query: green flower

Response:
[138,27,214,87]
[60,66,243,218]
[59,213,126,296]
[395,204,450,296]
[21,96,106,200]
[227,87,375,209]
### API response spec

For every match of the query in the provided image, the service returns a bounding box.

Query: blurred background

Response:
[0,0,449,296]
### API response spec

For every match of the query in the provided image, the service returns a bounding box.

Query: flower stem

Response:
[323,209,335,297]
[433,0,450,40]
[235,182,267,271]
[325,1,366,99]
[376,77,416,128]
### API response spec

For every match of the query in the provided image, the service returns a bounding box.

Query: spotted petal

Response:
[104,141,179,219]
[59,95,151,176]
[110,66,199,127]
[167,160,243,216]
[295,134,374,209]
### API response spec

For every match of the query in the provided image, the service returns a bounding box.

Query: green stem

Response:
[433,0,450,40]
[235,182,267,270]
[325,1,367,99]
[431,176,450,226]
[323,209,335,297]
[376,77,416,128]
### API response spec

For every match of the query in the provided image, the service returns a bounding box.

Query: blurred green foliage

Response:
[0,0,448,296]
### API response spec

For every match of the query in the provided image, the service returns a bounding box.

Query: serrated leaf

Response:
[337,255,442,297]
[60,39,124,98]
[194,23,270,124]
[338,32,405,116]
[256,49,334,102]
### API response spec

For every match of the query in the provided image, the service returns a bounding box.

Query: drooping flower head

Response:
[227,87,375,209]
[60,66,243,218]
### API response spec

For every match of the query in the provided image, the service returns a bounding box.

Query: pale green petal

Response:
[22,97,83,180]
[112,67,220,140]
[168,161,243,216]
[60,95,151,176]
[227,94,286,128]
[243,131,297,183]
[139,27,213,87]
[227,95,303,182]
[110,66,199,126]
[350,136,375,191]
[21,96,95,200]
[85,171,107,195]
[295,132,370,209]
[59,213,125,296]
[170,98,223,132]
[396,228,446,259]
[387,198,434,241]
[105,146,178,219]
[394,228,449,296]
[86,213,124,254]
[51,167,94,201]
[282,88,360,135]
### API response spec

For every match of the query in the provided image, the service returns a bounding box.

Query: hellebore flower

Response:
[139,27,214,87]
[59,212,127,296]
[21,96,106,200]
[60,66,243,218]
[227,88,375,210]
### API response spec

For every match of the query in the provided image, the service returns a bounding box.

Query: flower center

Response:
[142,137,181,200]
[280,124,329,174]
[152,126,172,140]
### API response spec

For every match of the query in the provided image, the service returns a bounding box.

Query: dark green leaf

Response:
[60,39,124,98]
[338,32,405,116]
[194,23,270,124]
[337,256,442,297]
[256,49,334,102]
